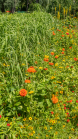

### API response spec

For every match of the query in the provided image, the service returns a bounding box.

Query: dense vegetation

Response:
[0,10,78,138]
[0,0,78,17]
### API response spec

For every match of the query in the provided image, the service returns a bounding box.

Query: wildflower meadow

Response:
[0,11,78,139]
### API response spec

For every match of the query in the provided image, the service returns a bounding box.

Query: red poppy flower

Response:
[66,113,69,115]
[44,58,49,62]
[19,89,27,97]
[64,107,66,110]
[61,52,64,54]
[74,58,77,61]
[51,52,54,55]
[51,111,54,114]
[25,80,31,83]
[76,100,78,103]
[69,46,72,49]
[27,67,36,73]
[0,115,2,118]
[44,68,48,70]
[49,62,54,66]
[7,123,10,126]
[67,100,72,103]
[67,119,70,122]
[51,95,58,104]
[66,66,69,68]
[66,32,69,35]
[72,91,74,93]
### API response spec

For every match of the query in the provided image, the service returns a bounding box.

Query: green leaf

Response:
[17,121,23,126]
[13,107,16,111]
[1,135,4,139]
[11,87,15,92]
[38,102,43,108]
[0,99,2,105]
[41,90,46,96]
[14,102,21,106]
[46,99,52,107]
[6,112,12,116]
[12,134,16,139]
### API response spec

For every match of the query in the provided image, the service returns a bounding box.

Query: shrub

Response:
[28,3,42,12]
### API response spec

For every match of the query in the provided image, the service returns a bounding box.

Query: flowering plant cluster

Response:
[0,11,78,139]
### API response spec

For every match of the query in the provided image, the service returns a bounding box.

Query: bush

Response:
[0,11,2,14]
[28,3,42,12]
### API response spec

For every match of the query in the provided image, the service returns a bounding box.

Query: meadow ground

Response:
[0,11,78,139]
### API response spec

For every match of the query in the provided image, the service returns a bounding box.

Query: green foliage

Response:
[0,11,78,138]
[46,0,58,14]
[45,0,78,17]
[5,0,21,10]
[28,3,42,12]
[0,0,21,12]
[0,0,78,16]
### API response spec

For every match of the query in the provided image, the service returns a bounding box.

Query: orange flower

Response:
[44,68,48,70]
[35,61,38,64]
[74,58,77,61]
[69,46,72,49]
[25,80,31,83]
[44,58,49,62]
[53,31,55,35]
[49,62,54,66]
[61,52,64,54]
[51,95,58,104]
[51,52,54,55]
[62,35,64,37]
[62,48,65,51]
[57,29,61,32]
[55,55,58,59]
[19,89,27,97]
[27,67,36,73]
[72,30,74,33]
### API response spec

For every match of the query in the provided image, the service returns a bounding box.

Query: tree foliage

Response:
[0,0,78,15]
